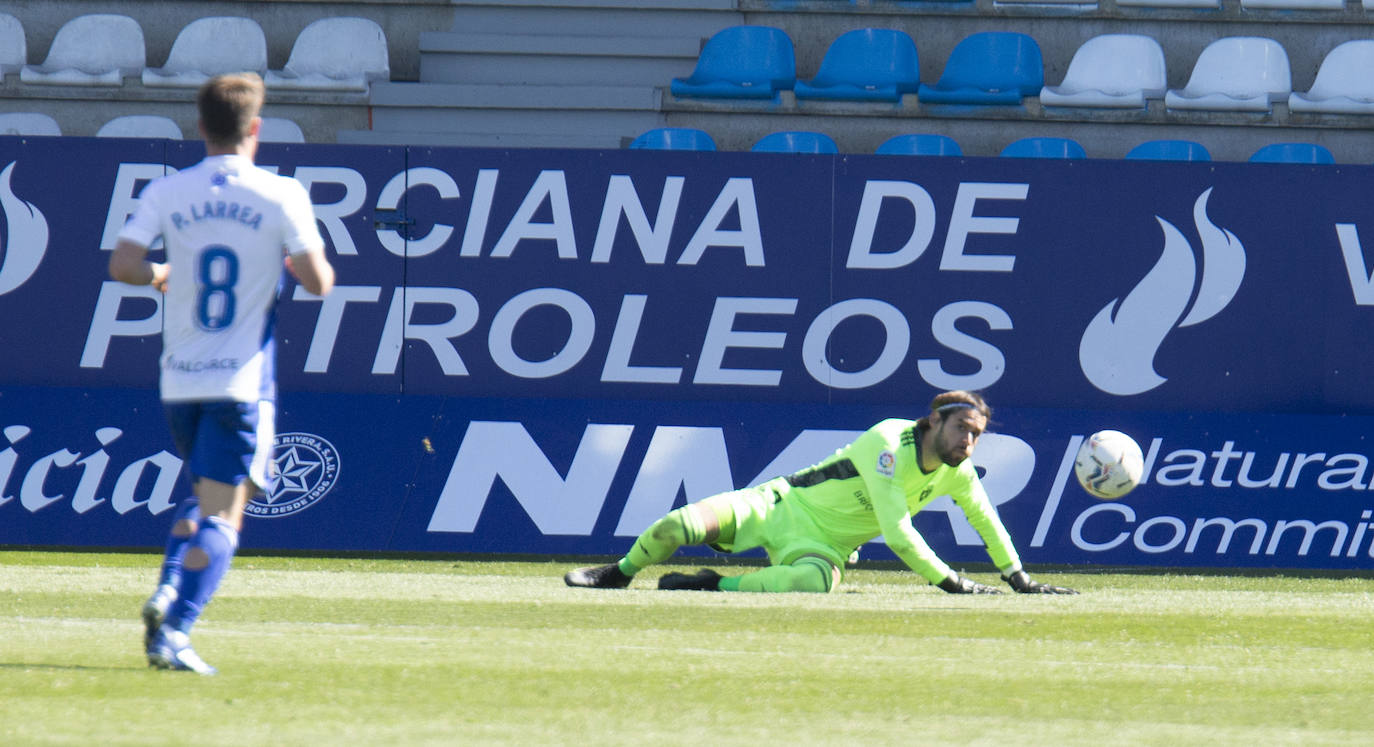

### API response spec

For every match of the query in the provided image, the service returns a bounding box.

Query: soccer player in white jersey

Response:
[109,73,334,674]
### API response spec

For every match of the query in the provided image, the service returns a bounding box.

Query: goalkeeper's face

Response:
[931,410,987,467]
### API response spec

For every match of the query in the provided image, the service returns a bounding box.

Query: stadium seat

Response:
[265,18,389,92]
[1117,0,1219,6]
[1289,41,1374,115]
[0,112,61,136]
[0,14,25,80]
[1249,142,1335,164]
[1125,140,1212,162]
[1000,137,1086,159]
[20,14,145,86]
[628,127,717,151]
[96,115,183,139]
[918,32,1043,106]
[996,0,1096,5]
[875,134,962,157]
[1039,35,1166,109]
[669,26,796,101]
[1241,0,1342,7]
[751,131,839,154]
[1165,37,1291,112]
[143,17,268,88]
[259,117,306,143]
[794,29,919,103]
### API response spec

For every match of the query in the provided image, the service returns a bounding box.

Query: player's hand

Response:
[1003,570,1078,595]
[150,262,169,293]
[937,573,1004,594]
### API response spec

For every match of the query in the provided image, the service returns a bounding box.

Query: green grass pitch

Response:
[1,551,1371,746]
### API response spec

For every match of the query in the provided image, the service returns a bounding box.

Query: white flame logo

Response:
[0,162,49,296]
[1079,188,1245,395]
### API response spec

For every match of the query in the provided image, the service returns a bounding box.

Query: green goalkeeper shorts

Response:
[698,478,849,572]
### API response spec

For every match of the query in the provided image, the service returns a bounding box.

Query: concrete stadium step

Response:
[447,0,740,39]
[369,81,660,111]
[367,106,663,139]
[335,128,633,150]
[362,81,663,148]
[418,31,702,86]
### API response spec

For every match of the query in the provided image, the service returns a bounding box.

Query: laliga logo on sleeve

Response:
[1079,188,1246,396]
[247,432,341,518]
[876,450,895,477]
[0,162,49,296]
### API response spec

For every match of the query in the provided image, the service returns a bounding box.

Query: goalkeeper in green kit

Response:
[565,390,1076,594]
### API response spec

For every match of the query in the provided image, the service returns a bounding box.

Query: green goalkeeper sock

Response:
[719,557,834,593]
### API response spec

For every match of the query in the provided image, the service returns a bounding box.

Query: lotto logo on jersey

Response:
[876,450,895,477]
[247,432,341,518]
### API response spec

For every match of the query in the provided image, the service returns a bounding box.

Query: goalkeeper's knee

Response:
[624,505,717,571]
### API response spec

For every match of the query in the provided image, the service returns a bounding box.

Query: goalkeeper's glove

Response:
[937,573,1004,594]
[1002,570,1078,595]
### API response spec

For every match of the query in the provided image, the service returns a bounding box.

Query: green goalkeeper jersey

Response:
[779,418,1022,584]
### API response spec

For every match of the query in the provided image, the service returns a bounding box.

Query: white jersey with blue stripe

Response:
[118,154,324,403]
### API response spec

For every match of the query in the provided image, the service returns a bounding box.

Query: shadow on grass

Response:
[0,661,141,673]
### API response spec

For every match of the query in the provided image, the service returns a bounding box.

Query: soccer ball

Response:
[1074,430,1144,500]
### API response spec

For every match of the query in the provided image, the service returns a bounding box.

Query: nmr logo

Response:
[0,162,49,296]
[1079,188,1246,395]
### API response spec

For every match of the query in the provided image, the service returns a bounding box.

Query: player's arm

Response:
[285,248,334,297]
[870,480,1002,594]
[109,238,169,292]
[955,478,1077,595]
[280,177,334,297]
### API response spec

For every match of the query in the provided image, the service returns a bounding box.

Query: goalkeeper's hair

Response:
[916,390,991,431]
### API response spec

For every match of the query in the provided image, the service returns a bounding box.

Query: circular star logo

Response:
[246,432,340,518]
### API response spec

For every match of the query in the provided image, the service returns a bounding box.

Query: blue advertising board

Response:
[1,135,1372,570]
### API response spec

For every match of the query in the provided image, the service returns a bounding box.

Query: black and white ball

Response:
[1074,430,1144,500]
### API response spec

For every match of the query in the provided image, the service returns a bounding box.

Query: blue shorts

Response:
[164,400,275,490]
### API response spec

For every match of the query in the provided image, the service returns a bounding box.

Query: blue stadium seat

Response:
[1249,142,1335,164]
[1000,137,1086,159]
[875,134,962,157]
[1125,140,1212,162]
[918,32,1043,106]
[794,29,919,102]
[751,131,838,154]
[669,26,795,101]
[629,127,717,151]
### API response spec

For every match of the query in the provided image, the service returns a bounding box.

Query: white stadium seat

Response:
[1116,0,1219,8]
[1040,35,1167,109]
[1165,37,1291,112]
[143,17,268,88]
[265,18,389,92]
[1241,0,1343,8]
[0,13,26,79]
[1289,40,1374,115]
[20,14,144,86]
[0,112,62,136]
[259,117,306,143]
[97,115,183,139]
